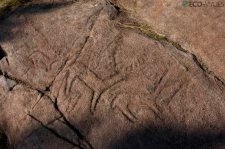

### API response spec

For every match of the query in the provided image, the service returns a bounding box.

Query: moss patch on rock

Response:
[0,0,29,16]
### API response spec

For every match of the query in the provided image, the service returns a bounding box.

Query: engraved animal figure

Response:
[50,54,126,114]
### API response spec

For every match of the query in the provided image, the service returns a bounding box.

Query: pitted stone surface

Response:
[0,0,225,149]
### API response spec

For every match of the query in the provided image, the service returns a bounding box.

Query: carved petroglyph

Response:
[111,93,138,122]
[98,72,157,122]
[80,52,150,114]
[51,35,152,115]
[115,52,148,75]
[98,59,192,123]
[104,83,163,123]
[50,38,173,123]
[29,51,57,72]
[52,55,148,116]
[51,60,126,114]
[65,89,82,113]
[49,31,192,126]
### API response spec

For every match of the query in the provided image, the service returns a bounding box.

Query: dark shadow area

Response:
[110,126,225,149]
[0,0,31,19]
[7,121,225,149]
[0,46,7,60]
[0,0,77,42]
[16,1,76,15]
[0,127,8,149]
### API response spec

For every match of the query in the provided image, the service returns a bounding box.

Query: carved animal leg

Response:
[112,94,137,123]
[90,91,101,113]
[81,70,126,114]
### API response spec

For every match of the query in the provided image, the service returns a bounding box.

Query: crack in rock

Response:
[28,114,84,148]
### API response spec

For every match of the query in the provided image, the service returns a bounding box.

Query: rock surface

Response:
[0,0,225,149]
[109,0,225,82]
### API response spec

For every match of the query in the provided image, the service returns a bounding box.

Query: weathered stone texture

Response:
[0,0,225,148]
[111,0,225,82]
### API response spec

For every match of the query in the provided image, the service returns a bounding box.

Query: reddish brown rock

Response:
[0,0,225,149]
[0,0,106,91]
[0,83,41,146]
[110,0,225,82]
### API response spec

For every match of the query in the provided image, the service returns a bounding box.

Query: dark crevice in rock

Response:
[107,0,127,14]
[191,53,225,87]
[191,53,206,73]
[45,87,50,92]
[214,76,225,90]
[3,72,33,90]
[215,77,225,87]
[47,116,64,126]
[53,98,94,149]
[28,114,83,149]
[0,46,7,60]
[108,1,120,12]
[5,58,9,65]
[84,36,90,45]
[8,86,13,91]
